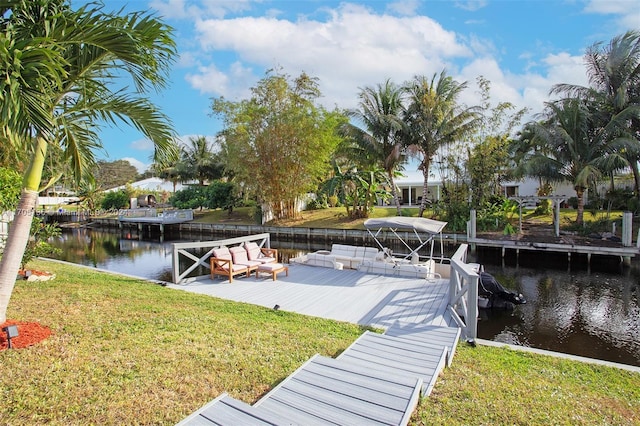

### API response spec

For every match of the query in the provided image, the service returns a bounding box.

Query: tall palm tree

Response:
[525,98,631,225]
[403,70,480,216]
[551,31,640,197]
[0,0,176,323]
[343,79,406,215]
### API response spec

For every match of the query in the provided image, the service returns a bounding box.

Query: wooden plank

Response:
[175,264,460,425]
[338,331,448,396]
[170,264,452,330]
[385,322,461,367]
[256,355,421,426]
[177,393,290,426]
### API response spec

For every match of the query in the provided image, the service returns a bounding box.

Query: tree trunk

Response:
[418,159,431,217]
[575,186,585,225]
[388,171,402,216]
[0,190,38,323]
[630,159,640,199]
[0,136,47,323]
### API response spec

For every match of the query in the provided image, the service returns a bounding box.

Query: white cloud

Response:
[189,4,470,109]
[122,157,148,174]
[454,1,488,12]
[151,0,254,19]
[185,61,255,99]
[178,0,620,130]
[130,137,154,151]
[583,1,640,36]
[456,49,588,127]
[386,0,421,16]
[583,0,633,14]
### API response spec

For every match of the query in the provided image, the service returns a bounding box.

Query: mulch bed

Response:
[0,320,52,350]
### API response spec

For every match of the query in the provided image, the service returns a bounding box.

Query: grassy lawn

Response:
[2,259,638,425]
[193,205,634,236]
[195,206,430,229]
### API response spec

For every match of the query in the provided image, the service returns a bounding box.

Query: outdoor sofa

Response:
[306,244,379,269]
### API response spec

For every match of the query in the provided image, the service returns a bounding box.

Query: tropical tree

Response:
[467,135,512,205]
[213,70,344,221]
[321,159,388,219]
[524,98,632,225]
[403,70,480,216]
[95,159,140,189]
[179,136,224,186]
[150,138,183,192]
[0,0,176,323]
[467,76,528,207]
[551,31,640,198]
[0,168,22,213]
[342,79,406,215]
[76,179,102,212]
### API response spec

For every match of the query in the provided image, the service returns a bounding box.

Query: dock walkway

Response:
[172,264,463,425]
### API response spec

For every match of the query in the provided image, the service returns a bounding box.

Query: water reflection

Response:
[474,258,640,366]
[52,228,175,280]
[49,228,640,366]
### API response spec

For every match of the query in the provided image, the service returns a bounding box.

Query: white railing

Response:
[447,244,478,341]
[118,208,158,219]
[171,233,271,284]
[161,210,193,221]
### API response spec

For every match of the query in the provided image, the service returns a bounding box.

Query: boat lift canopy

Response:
[363,217,448,262]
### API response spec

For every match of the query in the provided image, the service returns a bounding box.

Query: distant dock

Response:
[468,236,639,265]
[116,208,193,234]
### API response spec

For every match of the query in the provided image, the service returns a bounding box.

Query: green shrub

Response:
[101,190,129,210]
[21,217,62,269]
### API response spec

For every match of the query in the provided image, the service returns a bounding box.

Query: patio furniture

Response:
[243,242,278,264]
[210,247,250,283]
[256,263,289,281]
[306,244,378,269]
[229,246,262,275]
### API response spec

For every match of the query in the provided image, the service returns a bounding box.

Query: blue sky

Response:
[79,0,638,173]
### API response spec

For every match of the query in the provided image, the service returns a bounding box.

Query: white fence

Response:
[447,244,479,341]
[171,233,271,284]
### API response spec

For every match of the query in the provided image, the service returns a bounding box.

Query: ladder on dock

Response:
[177,323,460,426]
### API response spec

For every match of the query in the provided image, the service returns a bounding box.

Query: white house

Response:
[105,177,187,193]
[393,172,590,206]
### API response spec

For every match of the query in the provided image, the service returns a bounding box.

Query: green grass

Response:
[3,259,638,425]
[194,206,426,229]
[192,205,634,235]
[414,345,639,425]
[3,259,366,425]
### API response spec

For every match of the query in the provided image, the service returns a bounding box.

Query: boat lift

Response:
[363,217,448,263]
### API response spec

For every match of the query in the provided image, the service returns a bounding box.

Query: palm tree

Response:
[525,98,631,225]
[551,31,640,197]
[343,79,406,215]
[180,136,224,186]
[403,70,480,217]
[150,139,183,192]
[0,0,176,323]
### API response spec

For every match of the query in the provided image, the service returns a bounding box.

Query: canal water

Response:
[49,228,640,367]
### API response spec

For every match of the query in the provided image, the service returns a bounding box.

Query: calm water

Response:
[50,228,640,367]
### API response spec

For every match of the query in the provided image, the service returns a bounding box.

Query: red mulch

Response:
[0,320,52,350]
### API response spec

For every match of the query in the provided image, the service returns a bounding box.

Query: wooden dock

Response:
[469,236,639,264]
[168,263,454,329]
[172,264,465,426]
[116,209,193,235]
